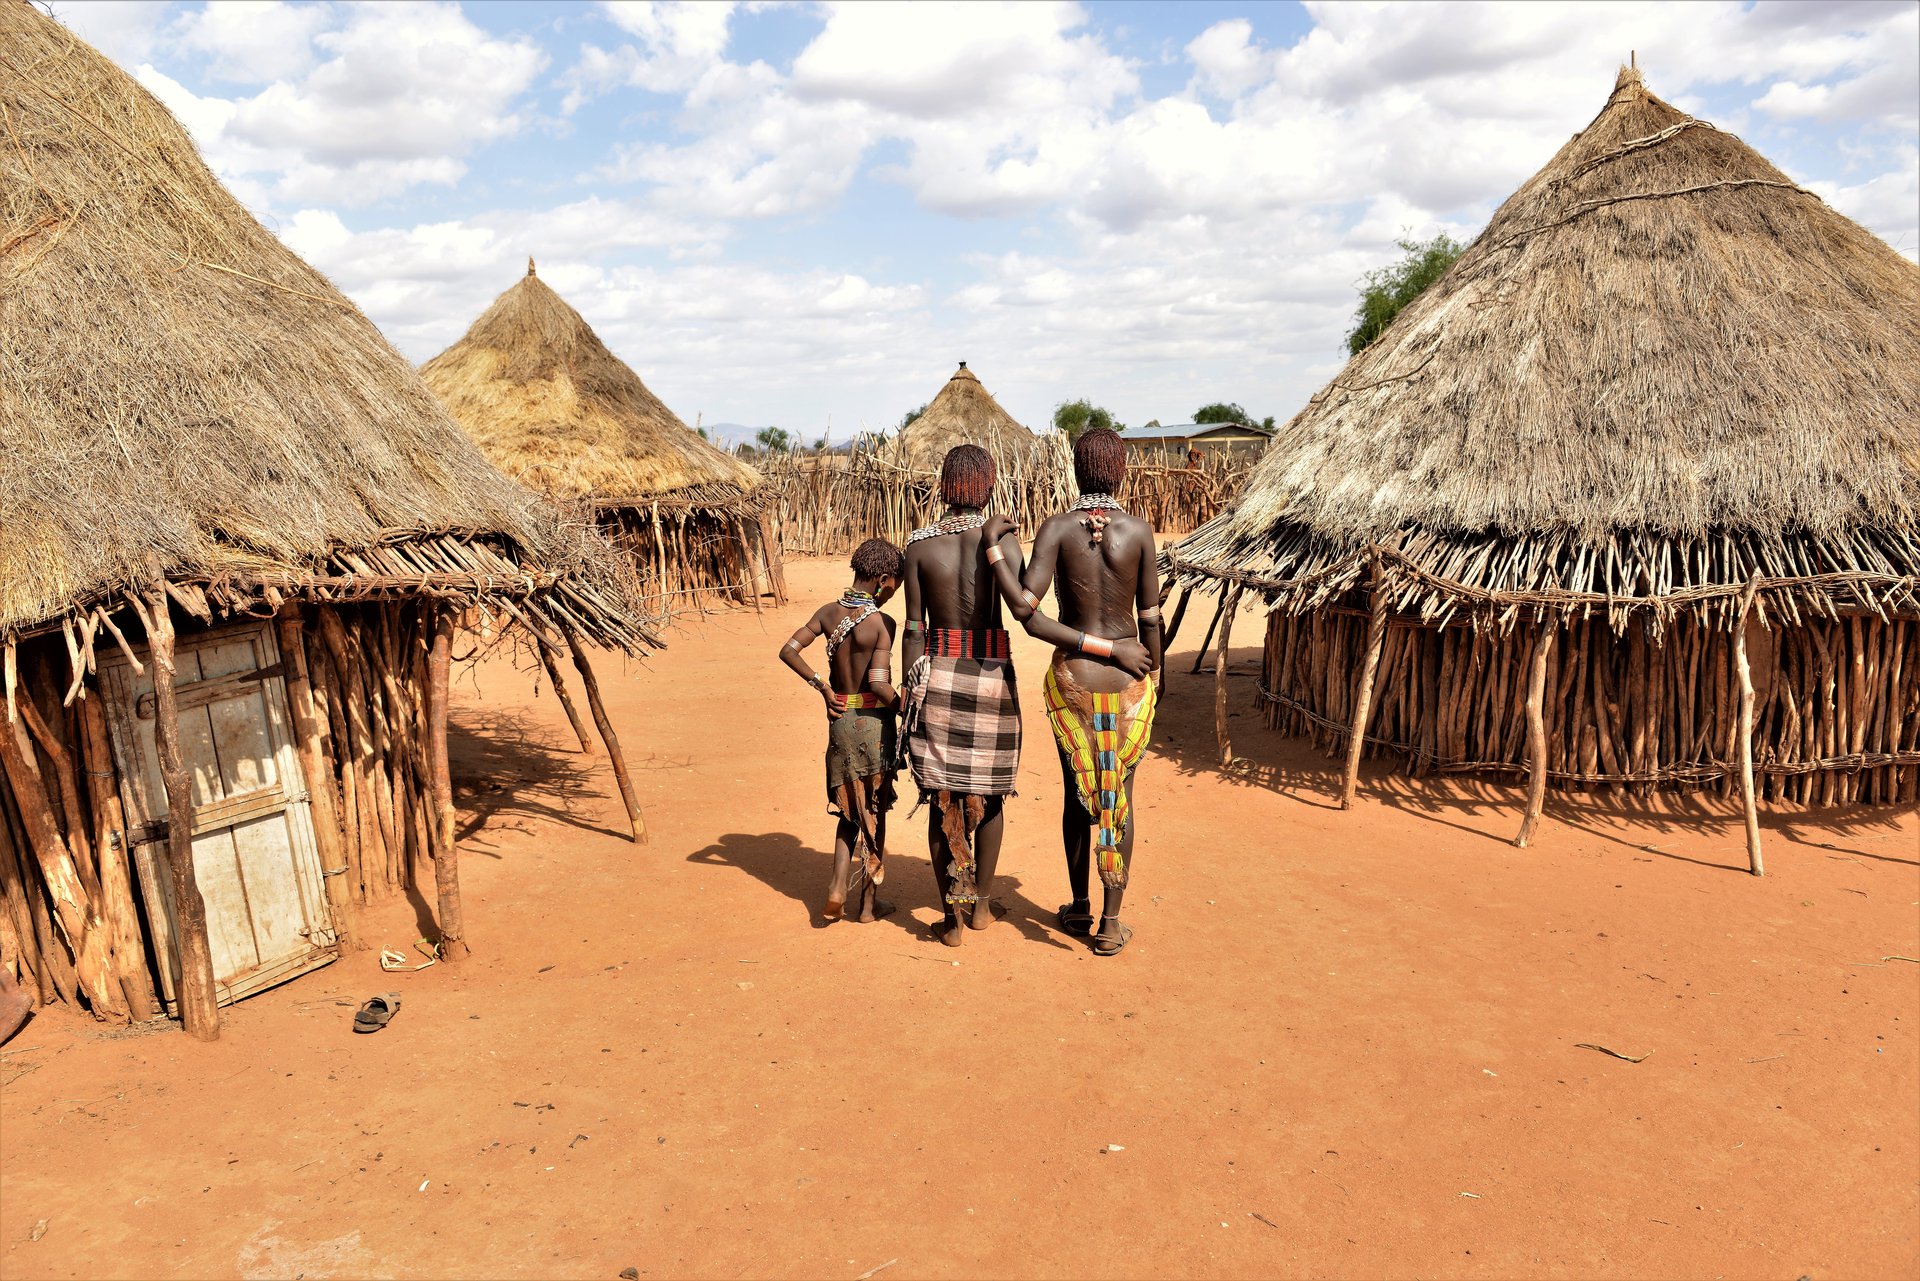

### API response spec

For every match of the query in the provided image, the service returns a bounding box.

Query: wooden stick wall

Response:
[1259,606,1920,805]
[759,448,1250,556]
[605,504,787,616]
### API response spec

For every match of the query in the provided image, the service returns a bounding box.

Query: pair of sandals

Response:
[1059,904,1131,956]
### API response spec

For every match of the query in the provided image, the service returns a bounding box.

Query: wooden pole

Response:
[146,587,219,1039]
[538,640,597,755]
[1514,623,1557,848]
[1215,584,1244,767]
[1191,591,1229,675]
[77,694,156,1018]
[426,605,470,962]
[1734,578,1765,877]
[563,626,647,843]
[1160,586,1193,652]
[1339,560,1389,809]
[276,608,360,951]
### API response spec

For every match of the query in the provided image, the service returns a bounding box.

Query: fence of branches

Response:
[759,440,1250,556]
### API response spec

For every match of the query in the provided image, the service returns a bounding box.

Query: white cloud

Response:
[48,0,170,64]
[567,0,738,104]
[127,2,546,209]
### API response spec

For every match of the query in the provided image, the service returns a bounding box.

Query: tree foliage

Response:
[754,425,793,453]
[1193,402,1248,425]
[1345,233,1465,356]
[899,403,927,430]
[1052,398,1123,441]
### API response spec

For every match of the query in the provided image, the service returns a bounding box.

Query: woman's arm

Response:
[778,609,844,719]
[1136,526,1164,674]
[867,616,901,709]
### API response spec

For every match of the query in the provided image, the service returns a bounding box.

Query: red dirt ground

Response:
[1,555,1915,1281]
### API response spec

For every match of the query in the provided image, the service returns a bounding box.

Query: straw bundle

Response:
[1169,66,1920,839]
[423,265,784,614]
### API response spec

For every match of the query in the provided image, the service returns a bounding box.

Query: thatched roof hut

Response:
[423,265,784,610]
[882,363,1038,472]
[0,1,652,1037]
[1169,66,1920,859]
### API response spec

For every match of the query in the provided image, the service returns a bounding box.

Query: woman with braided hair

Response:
[983,428,1160,956]
[779,537,905,923]
[896,444,1027,946]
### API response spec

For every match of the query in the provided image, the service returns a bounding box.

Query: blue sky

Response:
[59,1,1920,444]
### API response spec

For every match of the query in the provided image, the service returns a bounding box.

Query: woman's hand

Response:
[982,514,1018,543]
[822,687,847,721]
[1112,638,1152,678]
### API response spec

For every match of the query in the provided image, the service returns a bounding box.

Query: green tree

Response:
[1193,402,1248,425]
[899,403,927,430]
[755,425,792,453]
[1345,233,1465,356]
[1053,398,1123,441]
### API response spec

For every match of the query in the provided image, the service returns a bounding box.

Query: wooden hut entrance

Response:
[98,622,335,1009]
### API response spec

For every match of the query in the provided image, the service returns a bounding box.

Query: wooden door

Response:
[99,622,336,1009]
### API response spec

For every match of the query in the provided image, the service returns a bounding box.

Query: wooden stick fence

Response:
[760,443,1250,555]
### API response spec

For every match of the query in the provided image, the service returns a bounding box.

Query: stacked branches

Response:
[422,266,786,617]
[1170,66,1920,816]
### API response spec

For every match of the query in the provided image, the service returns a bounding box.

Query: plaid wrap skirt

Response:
[901,653,1022,798]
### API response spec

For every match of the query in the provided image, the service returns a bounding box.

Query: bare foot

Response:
[822,898,845,924]
[855,899,896,923]
[935,914,966,947]
[968,899,1008,931]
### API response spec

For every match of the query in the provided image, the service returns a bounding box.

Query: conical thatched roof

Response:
[0,3,647,646]
[882,363,1037,472]
[1175,66,1920,622]
[422,267,763,510]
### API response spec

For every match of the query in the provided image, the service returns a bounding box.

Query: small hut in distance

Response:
[424,263,786,615]
[881,362,1039,474]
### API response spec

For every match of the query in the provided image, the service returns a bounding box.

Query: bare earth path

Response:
[2,556,1915,1280]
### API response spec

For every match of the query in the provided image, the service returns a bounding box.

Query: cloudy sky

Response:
[56,0,1920,442]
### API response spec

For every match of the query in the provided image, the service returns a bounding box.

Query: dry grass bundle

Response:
[0,3,649,651]
[422,266,782,613]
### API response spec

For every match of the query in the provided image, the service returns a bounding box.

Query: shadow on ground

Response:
[688,831,1081,950]
[448,704,630,847]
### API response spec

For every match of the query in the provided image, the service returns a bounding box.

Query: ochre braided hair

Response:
[1074,427,1127,495]
[940,444,997,509]
[850,537,904,581]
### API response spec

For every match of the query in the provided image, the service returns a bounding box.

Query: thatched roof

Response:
[881,363,1038,472]
[0,3,650,648]
[1173,66,1920,625]
[422,266,763,511]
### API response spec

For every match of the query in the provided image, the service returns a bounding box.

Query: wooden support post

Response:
[426,606,471,961]
[538,641,597,755]
[1514,623,1557,849]
[0,701,126,1021]
[277,608,360,951]
[1734,578,1765,877]
[564,626,647,843]
[146,586,219,1039]
[1160,586,1193,652]
[77,694,156,1019]
[1340,561,1389,809]
[1215,585,1244,767]
[1191,592,1229,675]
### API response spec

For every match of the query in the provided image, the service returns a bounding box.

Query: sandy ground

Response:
[1,555,1916,1281]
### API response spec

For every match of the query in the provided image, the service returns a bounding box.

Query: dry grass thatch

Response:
[422,265,764,511]
[882,363,1039,473]
[1174,66,1920,625]
[0,3,647,648]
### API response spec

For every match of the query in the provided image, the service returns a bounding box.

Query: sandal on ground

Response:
[1092,921,1133,956]
[353,993,402,1034]
[1057,903,1095,936]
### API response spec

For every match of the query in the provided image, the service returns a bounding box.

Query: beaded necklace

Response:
[905,510,986,545]
[1074,492,1124,543]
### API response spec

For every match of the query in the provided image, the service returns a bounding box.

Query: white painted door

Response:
[99,622,336,1009]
